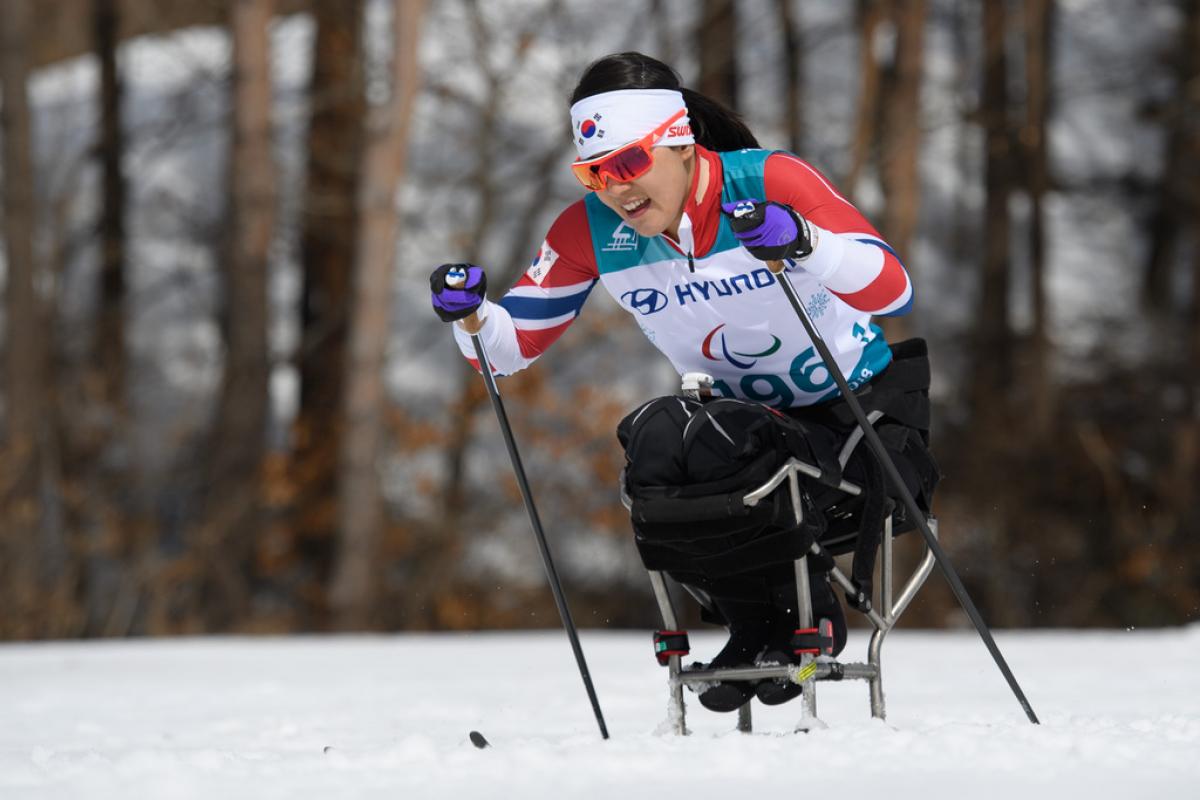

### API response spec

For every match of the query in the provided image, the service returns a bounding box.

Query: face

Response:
[594,145,694,238]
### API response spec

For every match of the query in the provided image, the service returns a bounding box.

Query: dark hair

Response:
[570,52,759,152]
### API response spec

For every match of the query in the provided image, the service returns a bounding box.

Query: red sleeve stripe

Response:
[515,318,574,359]
[830,253,911,312]
[544,200,599,282]
[506,280,595,299]
[766,153,857,210]
[466,357,498,375]
[511,310,579,331]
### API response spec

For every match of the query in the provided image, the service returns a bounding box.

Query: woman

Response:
[430,53,936,712]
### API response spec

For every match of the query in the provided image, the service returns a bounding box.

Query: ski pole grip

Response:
[443,266,484,333]
[767,259,786,275]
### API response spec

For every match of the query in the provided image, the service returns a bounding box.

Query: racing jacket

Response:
[453,145,913,409]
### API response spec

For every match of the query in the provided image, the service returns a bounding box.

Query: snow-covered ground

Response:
[2,626,1198,798]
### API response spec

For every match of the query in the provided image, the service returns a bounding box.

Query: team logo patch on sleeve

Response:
[526,240,560,285]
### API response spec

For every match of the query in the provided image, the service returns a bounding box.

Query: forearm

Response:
[792,224,913,316]
[452,299,538,376]
[456,311,484,335]
[761,152,914,316]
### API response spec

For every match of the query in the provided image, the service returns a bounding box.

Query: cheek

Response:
[596,191,621,212]
[647,160,687,210]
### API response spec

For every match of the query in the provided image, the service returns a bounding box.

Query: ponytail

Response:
[679,87,759,151]
[570,52,760,152]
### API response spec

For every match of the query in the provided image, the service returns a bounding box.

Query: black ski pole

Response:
[458,321,610,740]
[766,258,1040,725]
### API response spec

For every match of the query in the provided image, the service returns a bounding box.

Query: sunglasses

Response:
[570,109,688,191]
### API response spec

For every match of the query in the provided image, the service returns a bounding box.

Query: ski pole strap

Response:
[792,619,835,656]
[653,630,690,665]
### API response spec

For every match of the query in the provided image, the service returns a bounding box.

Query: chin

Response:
[628,214,667,238]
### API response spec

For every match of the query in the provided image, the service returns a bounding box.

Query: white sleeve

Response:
[451,299,538,376]
[787,223,913,315]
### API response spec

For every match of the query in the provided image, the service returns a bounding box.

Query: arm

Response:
[763,153,913,316]
[453,201,599,375]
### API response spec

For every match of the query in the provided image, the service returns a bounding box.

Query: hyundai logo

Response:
[621,288,668,316]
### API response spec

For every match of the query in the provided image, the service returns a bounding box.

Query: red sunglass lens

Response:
[601,147,652,183]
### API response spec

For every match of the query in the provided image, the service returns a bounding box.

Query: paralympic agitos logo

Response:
[701,323,782,369]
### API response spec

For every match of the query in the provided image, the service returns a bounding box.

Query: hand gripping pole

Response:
[767,259,1039,724]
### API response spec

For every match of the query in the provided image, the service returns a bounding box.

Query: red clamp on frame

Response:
[791,618,835,656]
[653,630,690,666]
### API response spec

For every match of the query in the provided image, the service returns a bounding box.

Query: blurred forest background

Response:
[0,0,1197,640]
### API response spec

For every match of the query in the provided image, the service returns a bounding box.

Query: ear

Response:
[677,144,695,163]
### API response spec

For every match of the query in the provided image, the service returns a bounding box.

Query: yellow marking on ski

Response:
[795,663,818,683]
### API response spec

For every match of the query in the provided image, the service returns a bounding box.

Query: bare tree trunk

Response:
[32,0,309,69]
[697,0,738,110]
[193,0,276,630]
[438,0,565,536]
[0,0,49,637]
[1184,185,1200,515]
[1142,1,1200,309]
[949,0,974,268]
[79,0,134,638]
[1172,0,1200,517]
[1022,0,1054,435]
[439,0,513,526]
[972,0,1013,427]
[775,0,804,154]
[970,0,1019,626]
[330,0,427,628]
[846,0,887,194]
[290,0,364,618]
[94,0,127,421]
[426,134,574,628]
[878,0,925,343]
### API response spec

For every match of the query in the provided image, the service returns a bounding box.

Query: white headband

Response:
[569,89,694,160]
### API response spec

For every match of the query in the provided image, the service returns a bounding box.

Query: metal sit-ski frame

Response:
[627,411,938,734]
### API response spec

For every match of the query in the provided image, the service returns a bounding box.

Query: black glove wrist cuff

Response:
[730,203,814,262]
[769,206,813,261]
[433,303,483,323]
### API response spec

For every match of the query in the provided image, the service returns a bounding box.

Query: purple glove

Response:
[430,263,487,323]
[721,199,813,261]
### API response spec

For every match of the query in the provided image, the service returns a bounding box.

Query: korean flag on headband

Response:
[526,240,559,285]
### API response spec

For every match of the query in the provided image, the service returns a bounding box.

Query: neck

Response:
[664,152,708,242]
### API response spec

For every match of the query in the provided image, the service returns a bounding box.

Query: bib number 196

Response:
[710,346,835,408]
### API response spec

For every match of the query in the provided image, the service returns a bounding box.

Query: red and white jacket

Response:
[454,146,912,409]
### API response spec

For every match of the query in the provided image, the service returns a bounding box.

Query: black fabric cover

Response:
[617,339,942,609]
[795,338,941,546]
[617,396,836,594]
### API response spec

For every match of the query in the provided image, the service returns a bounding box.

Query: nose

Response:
[606,179,635,196]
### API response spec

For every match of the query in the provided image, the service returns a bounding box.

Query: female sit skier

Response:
[430,53,937,713]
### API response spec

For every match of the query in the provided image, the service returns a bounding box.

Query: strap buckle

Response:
[653,630,690,666]
[791,618,835,656]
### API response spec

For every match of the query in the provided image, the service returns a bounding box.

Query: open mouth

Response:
[621,198,652,218]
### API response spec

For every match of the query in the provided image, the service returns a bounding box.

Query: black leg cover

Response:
[696,598,776,713]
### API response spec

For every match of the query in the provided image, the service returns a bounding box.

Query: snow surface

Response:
[2,627,1198,799]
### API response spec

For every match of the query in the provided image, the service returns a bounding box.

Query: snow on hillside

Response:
[2,626,1198,799]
